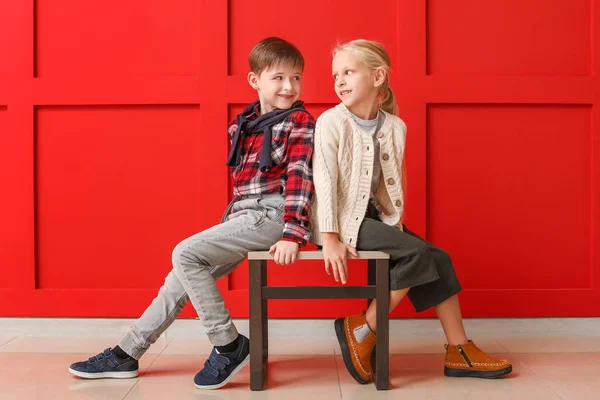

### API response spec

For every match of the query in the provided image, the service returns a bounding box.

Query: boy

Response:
[68,37,315,390]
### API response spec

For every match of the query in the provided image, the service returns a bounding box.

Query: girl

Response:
[311,39,512,384]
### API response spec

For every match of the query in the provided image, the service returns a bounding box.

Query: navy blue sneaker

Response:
[194,334,250,390]
[69,348,139,379]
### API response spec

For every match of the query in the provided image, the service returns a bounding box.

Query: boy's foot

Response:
[444,340,512,379]
[194,334,250,390]
[334,312,375,384]
[69,348,139,379]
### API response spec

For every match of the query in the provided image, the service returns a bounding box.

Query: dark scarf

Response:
[226,100,306,172]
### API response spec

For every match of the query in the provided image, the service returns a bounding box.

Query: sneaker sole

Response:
[68,368,138,379]
[194,353,250,390]
[334,318,369,385]
[444,365,513,379]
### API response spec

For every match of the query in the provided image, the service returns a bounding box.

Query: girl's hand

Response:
[322,233,358,284]
[268,240,299,265]
[376,205,390,216]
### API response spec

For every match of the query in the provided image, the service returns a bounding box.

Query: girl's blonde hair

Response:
[333,39,398,116]
[335,40,406,216]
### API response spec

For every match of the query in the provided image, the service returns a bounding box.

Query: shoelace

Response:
[203,350,232,377]
[89,348,112,363]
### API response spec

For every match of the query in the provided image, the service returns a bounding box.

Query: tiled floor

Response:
[0,336,598,399]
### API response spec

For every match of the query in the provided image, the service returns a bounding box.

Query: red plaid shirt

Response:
[228,104,315,246]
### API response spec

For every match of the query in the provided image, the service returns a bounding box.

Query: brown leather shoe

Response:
[444,340,512,378]
[334,312,376,384]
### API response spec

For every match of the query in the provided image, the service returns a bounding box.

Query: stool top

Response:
[247,250,389,260]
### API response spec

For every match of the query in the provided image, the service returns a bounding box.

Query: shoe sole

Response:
[334,318,369,385]
[444,365,513,379]
[194,353,250,390]
[68,368,138,379]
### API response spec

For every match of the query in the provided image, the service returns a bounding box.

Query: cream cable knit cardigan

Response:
[310,103,407,247]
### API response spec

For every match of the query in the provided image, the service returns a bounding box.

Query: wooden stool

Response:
[248,250,390,390]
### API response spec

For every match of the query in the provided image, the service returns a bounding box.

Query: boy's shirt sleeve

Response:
[228,119,237,144]
[279,111,315,247]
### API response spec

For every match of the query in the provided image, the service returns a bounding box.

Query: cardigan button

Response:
[382,153,389,161]
[395,200,402,207]
[377,133,383,138]
[387,178,395,185]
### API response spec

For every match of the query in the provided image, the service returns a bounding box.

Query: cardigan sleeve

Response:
[393,119,407,182]
[313,112,341,233]
[393,118,407,228]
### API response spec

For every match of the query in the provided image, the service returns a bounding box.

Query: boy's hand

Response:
[268,240,299,265]
[322,233,358,285]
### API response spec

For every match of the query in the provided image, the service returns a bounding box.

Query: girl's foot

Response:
[444,340,512,379]
[334,312,376,384]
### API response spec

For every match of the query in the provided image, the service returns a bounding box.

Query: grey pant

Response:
[356,217,462,313]
[119,194,285,359]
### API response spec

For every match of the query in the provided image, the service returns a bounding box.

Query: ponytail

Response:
[380,86,398,115]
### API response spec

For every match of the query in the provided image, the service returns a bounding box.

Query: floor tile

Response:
[162,338,336,356]
[514,353,600,400]
[514,352,600,367]
[0,352,157,400]
[3,333,600,399]
[334,353,562,399]
[497,336,600,353]
[0,336,171,355]
[0,336,16,347]
[124,355,342,400]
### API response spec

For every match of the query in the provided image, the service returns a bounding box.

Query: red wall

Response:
[1,0,598,318]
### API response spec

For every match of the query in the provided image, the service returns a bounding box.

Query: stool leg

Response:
[250,259,267,390]
[367,259,376,306]
[375,259,389,390]
[261,260,269,372]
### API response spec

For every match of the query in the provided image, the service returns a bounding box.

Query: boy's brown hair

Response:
[249,37,304,76]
